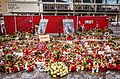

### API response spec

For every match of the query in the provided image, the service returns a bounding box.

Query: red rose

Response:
[13,65,19,72]
[27,66,33,72]
[70,65,76,72]
[20,65,24,71]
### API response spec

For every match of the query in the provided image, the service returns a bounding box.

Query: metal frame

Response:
[6,1,120,16]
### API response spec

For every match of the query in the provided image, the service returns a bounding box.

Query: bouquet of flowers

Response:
[48,62,68,77]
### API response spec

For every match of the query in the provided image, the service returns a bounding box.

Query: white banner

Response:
[63,19,74,34]
[38,19,48,34]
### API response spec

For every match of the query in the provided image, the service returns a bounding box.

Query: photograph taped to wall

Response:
[38,19,48,34]
[63,19,74,34]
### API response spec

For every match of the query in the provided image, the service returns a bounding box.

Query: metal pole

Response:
[32,15,34,27]
[104,0,107,15]
[14,16,17,33]
[38,0,40,15]
[73,0,75,15]
[76,16,78,32]
[55,0,57,15]
[116,5,120,27]
[94,0,97,14]
[117,0,119,4]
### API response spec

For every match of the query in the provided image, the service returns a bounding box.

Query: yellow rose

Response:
[57,73,60,75]
[60,69,63,72]
[51,71,53,75]
[56,69,59,73]
[53,75,57,78]
[53,71,57,74]
[53,67,56,70]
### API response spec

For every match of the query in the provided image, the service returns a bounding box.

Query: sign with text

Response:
[85,20,94,24]
[39,34,50,42]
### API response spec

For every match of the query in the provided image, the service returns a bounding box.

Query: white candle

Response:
[92,68,95,73]
[81,66,84,70]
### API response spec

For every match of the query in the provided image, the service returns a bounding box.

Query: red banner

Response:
[33,16,41,26]
[44,16,77,33]
[16,16,33,32]
[3,15,108,35]
[78,16,108,31]
[4,16,15,34]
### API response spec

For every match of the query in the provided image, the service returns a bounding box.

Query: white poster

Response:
[38,19,48,34]
[63,19,74,34]
[0,21,6,35]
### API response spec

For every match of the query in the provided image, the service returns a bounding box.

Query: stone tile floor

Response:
[0,68,120,79]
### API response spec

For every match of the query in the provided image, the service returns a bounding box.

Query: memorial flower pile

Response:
[0,33,119,77]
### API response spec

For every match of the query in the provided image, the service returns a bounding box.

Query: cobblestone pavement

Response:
[0,68,120,79]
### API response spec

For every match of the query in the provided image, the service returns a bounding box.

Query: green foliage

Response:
[3,48,9,52]
[56,50,61,60]
[76,31,81,35]
[87,56,91,60]
[9,34,16,40]
[95,58,99,63]
[64,44,71,49]
[26,32,31,36]
[5,54,13,61]
[0,37,2,43]
[108,29,113,34]
[108,39,113,42]
[95,29,102,33]
[93,29,103,36]
[7,55,13,59]
[2,37,10,42]
[70,53,76,58]
[82,61,87,66]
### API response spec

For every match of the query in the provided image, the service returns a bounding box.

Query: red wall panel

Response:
[4,16,15,34]
[16,16,33,32]
[33,16,41,26]
[43,16,77,33]
[3,15,108,35]
[78,16,108,31]
[43,16,64,33]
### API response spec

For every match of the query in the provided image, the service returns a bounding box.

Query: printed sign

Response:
[39,34,50,42]
[63,19,74,34]
[85,20,94,24]
[38,19,48,34]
